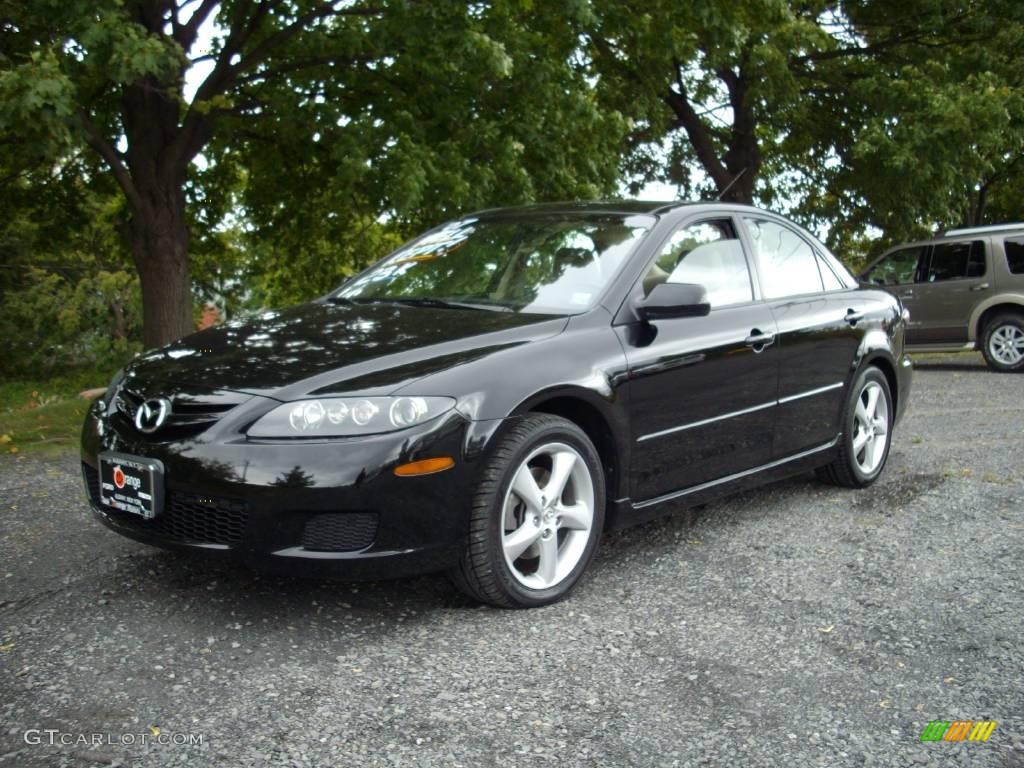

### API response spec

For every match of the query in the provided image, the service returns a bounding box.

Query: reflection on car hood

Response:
[123,301,569,400]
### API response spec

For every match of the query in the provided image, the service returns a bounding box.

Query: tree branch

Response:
[176,1,386,165]
[663,89,730,191]
[173,0,221,51]
[79,111,143,212]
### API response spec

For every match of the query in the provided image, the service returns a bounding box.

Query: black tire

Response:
[816,366,894,489]
[449,414,605,608]
[980,313,1024,373]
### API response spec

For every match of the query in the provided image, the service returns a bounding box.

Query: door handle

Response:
[845,308,864,326]
[744,328,775,352]
[970,282,990,292]
[900,289,914,298]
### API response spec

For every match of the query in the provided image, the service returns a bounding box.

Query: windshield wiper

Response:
[341,296,512,312]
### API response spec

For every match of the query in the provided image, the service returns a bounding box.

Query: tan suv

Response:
[860,223,1024,372]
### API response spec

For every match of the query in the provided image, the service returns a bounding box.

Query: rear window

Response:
[1005,237,1024,274]
[925,240,986,282]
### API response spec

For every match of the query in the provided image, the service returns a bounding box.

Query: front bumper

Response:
[81,397,477,579]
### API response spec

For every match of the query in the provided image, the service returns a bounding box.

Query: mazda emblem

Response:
[135,397,172,433]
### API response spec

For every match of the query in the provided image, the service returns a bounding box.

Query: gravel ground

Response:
[1,353,1022,768]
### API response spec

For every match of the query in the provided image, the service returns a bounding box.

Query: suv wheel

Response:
[817,366,893,488]
[450,414,605,608]
[981,313,1024,372]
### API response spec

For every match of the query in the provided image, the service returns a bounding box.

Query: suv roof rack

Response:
[943,222,1024,237]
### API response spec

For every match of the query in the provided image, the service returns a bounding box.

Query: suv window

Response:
[1004,237,1024,274]
[642,219,753,307]
[864,246,924,286]
[744,218,823,298]
[925,240,986,282]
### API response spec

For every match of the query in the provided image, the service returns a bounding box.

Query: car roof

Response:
[467,200,776,218]
[879,224,1024,254]
[942,222,1024,237]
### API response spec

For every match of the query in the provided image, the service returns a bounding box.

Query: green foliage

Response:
[0,266,142,376]
[1,0,1023,361]
[789,0,1024,253]
[1,0,628,345]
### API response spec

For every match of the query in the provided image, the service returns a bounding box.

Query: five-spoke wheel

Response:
[500,442,594,590]
[817,366,893,488]
[851,380,889,475]
[450,414,605,608]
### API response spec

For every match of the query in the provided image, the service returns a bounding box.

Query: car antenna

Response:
[716,168,748,201]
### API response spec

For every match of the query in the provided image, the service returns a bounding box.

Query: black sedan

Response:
[82,201,912,607]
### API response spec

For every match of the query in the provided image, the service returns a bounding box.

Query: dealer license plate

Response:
[98,452,164,519]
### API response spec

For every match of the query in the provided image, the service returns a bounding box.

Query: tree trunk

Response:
[120,66,198,349]
[972,184,989,226]
[129,185,193,348]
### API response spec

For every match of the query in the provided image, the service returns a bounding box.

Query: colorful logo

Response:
[113,466,126,489]
[920,721,997,742]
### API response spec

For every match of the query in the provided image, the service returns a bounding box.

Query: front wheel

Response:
[817,366,893,488]
[450,414,605,608]
[981,313,1024,372]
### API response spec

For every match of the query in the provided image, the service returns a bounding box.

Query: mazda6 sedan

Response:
[82,201,913,607]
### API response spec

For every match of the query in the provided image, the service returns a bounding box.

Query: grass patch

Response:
[0,367,117,456]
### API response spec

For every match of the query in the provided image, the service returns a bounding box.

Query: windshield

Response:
[336,213,654,314]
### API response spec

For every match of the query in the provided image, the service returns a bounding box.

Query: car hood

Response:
[123,301,569,400]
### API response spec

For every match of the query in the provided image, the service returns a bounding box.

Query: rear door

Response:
[741,216,865,457]
[910,239,991,344]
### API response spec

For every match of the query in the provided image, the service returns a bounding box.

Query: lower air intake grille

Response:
[83,462,101,505]
[84,462,248,546]
[301,513,378,552]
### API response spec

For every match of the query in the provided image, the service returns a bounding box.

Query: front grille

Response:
[84,462,248,546]
[113,387,247,440]
[301,513,378,552]
[159,492,248,545]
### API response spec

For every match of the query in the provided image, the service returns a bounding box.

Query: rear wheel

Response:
[450,414,605,608]
[981,313,1024,372]
[817,366,893,488]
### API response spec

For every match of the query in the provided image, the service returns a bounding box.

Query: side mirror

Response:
[637,282,711,320]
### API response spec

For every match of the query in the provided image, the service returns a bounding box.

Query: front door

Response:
[861,244,928,343]
[617,217,779,502]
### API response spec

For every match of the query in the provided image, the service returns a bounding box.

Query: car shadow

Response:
[98,471,825,620]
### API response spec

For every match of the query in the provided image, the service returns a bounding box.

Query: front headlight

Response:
[247,396,456,438]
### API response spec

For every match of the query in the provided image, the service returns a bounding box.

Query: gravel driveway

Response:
[1,354,1022,767]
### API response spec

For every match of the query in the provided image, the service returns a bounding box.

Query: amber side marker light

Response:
[394,457,455,477]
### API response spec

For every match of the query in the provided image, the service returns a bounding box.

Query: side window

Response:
[863,246,925,286]
[642,219,753,307]
[743,218,823,299]
[926,240,986,282]
[816,253,845,291]
[1004,237,1024,274]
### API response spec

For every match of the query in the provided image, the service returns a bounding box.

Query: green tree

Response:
[585,0,1024,236]
[1,0,624,347]
[794,0,1024,251]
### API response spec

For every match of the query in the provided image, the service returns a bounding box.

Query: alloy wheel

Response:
[988,324,1024,367]
[852,380,889,475]
[500,442,595,590]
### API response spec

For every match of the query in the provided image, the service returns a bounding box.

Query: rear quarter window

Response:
[1005,237,1024,274]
